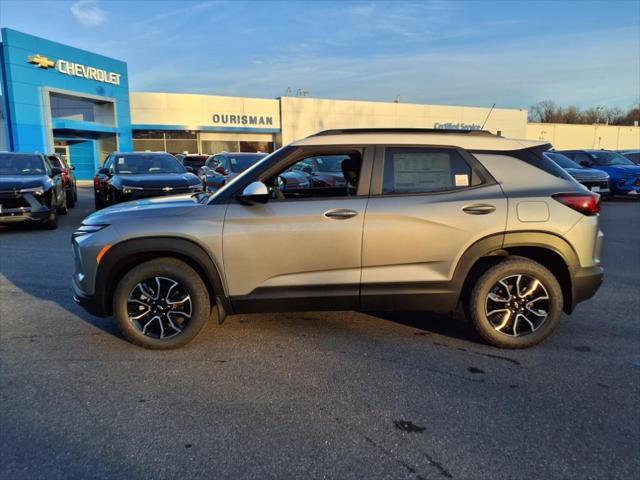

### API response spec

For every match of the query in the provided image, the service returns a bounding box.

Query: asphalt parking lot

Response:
[0,187,638,480]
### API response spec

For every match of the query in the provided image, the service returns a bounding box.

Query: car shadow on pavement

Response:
[367,310,481,343]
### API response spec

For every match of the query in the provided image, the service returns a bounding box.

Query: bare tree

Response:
[528,100,640,126]
[529,100,558,122]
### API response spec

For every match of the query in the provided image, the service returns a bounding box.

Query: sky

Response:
[1,0,639,110]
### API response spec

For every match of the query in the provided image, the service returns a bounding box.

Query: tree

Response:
[529,100,559,123]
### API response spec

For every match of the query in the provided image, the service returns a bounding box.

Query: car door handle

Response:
[462,204,496,215]
[324,208,359,220]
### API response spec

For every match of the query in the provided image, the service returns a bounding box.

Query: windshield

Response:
[590,151,636,166]
[0,153,46,175]
[228,154,267,173]
[545,152,581,169]
[114,153,185,174]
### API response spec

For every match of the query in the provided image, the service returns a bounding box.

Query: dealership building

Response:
[1,28,638,180]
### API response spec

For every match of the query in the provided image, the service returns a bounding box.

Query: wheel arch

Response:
[95,237,229,317]
[455,232,579,315]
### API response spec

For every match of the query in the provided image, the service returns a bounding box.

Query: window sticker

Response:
[455,174,469,187]
[393,153,451,191]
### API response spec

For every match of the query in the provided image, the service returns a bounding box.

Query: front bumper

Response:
[73,275,111,317]
[0,190,51,223]
[571,265,604,311]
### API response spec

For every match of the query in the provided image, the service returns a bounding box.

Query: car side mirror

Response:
[214,166,226,175]
[98,167,110,176]
[238,181,269,204]
[50,167,62,176]
[185,166,195,173]
[579,160,592,168]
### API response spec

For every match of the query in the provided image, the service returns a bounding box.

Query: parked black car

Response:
[0,152,67,229]
[47,153,78,207]
[543,152,610,194]
[199,152,267,192]
[94,152,203,210]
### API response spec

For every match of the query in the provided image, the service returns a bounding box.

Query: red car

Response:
[47,154,77,208]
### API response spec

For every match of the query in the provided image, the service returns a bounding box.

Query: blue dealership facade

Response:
[0,28,132,180]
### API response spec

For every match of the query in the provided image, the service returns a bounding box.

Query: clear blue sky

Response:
[1,0,638,109]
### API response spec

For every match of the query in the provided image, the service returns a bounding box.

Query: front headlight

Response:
[72,224,109,239]
[122,185,144,194]
[19,186,45,195]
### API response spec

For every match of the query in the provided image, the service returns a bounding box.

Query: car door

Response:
[222,147,373,311]
[361,145,508,311]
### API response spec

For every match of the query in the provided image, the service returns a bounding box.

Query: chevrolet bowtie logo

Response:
[162,186,173,192]
[27,54,56,69]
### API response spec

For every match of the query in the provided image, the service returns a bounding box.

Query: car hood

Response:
[606,165,640,174]
[0,175,50,190]
[113,173,201,187]
[565,168,609,179]
[313,172,346,185]
[281,170,309,185]
[83,194,203,225]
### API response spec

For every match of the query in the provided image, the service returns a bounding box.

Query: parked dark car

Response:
[199,152,267,192]
[47,153,78,207]
[290,155,350,188]
[619,150,640,164]
[543,152,610,194]
[180,154,209,173]
[559,150,640,197]
[94,152,203,210]
[0,152,67,229]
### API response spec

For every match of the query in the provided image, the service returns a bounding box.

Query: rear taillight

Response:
[552,193,600,216]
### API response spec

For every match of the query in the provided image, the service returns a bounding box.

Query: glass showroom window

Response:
[133,130,165,152]
[165,131,197,154]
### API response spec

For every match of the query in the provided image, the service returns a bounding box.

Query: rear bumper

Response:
[570,265,604,311]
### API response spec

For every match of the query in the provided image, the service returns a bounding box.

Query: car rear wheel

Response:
[66,188,75,208]
[468,256,563,349]
[57,192,68,215]
[113,258,210,349]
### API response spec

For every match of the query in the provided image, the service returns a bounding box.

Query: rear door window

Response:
[382,147,482,194]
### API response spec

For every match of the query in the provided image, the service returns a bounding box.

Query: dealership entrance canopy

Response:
[1,28,530,180]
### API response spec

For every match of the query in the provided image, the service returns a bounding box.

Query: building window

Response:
[50,92,115,125]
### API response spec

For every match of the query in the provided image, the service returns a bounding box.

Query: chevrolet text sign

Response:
[27,54,122,86]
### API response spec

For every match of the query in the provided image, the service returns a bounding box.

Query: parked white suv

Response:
[72,129,604,349]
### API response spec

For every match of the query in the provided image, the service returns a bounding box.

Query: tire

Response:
[57,192,68,215]
[42,200,58,230]
[113,258,211,349]
[94,194,104,211]
[66,188,75,208]
[467,256,563,349]
[74,186,78,203]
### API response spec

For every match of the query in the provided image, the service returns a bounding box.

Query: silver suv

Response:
[72,129,604,349]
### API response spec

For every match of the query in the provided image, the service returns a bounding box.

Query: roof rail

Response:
[309,128,495,137]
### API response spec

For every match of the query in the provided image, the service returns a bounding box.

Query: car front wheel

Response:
[113,258,210,349]
[468,256,563,349]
